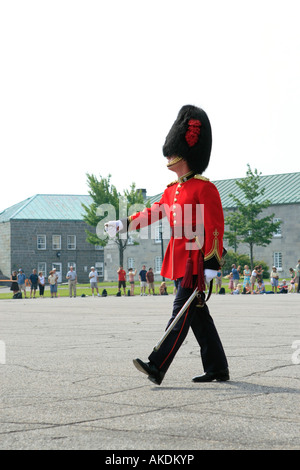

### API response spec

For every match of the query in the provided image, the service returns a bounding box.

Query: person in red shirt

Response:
[106,105,229,385]
[146,267,155,295]
[117,266,126,296]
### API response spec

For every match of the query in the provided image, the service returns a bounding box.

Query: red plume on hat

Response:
[162,105,212,174]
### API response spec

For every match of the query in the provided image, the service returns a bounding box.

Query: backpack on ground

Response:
[13,292,22,299]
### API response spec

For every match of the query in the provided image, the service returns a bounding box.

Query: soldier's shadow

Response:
[153,381,300,395]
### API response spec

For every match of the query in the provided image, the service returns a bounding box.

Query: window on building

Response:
[38,262,47,276]
[127,258,135,269]
[273,218,282,237]
[37,235,46,250]
[273,252,282,271]
[52,235,61,250]
[127,235,135,245]
[67,235,76,250]
[95,262,104,277]
[155,256,162,274]
[155,226,162,243]
[95,245,104,250]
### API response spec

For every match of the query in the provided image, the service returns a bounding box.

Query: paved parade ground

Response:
[0,293,299,451]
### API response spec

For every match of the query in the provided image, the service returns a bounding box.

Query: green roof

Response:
[1,172,299,223]
[148,172,300,208]
[0,194,93,222]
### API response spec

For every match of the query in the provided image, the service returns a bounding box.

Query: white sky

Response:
[1,0,300,212]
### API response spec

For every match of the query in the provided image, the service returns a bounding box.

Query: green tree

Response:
[82,174,146,267]
[224,165,281,269]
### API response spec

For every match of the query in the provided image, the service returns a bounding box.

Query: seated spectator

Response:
[159,282,168,295]
[232,283,242,295]
[256,280,266,294]
[278,279,288,294]
[242,282,251,294]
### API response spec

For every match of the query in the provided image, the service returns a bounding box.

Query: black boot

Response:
[192,368,230,383]
[133,358,165,385]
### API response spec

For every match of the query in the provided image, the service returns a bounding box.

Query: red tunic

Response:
[127,176,224,281]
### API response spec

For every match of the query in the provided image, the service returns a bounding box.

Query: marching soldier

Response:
[105,105,229,385]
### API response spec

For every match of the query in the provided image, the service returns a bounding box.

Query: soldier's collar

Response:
[178,171,195,183]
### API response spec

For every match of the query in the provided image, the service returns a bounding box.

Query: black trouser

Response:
[148,277,228,374]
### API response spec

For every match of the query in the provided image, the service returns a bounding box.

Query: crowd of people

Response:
[215,260,300,295]
[7,259,300,299]
[8,265,172,299]
[117,265,170,296]
[10,266,84,299]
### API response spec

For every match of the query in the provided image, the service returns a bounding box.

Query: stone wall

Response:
[104,222,167,282]
[224,203,300,277]
[0,222,11,276]
[9,219,104,283]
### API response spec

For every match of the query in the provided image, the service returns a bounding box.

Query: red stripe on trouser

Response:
[159,305,191,369]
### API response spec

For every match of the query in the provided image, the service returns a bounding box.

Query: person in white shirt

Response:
[66,266,77,298]
[89,267,100,297]
[38,272,45,297]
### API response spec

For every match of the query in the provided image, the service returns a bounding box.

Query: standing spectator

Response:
[289,268,296,293]
[89,267,100,297]
[139,265,147,296]
[66,266,77,298]
[256,265,264,282]
[48,270,58,298]
[228,272,234,294]
[17,269,27,298]
[215,269,222,294]
[173,279,179,295]
[29,269,39,298]
[38,271,45,298]
[10,271,19,296]
[243,265,251,289]
[52,268,59,283]
[296,259,300,293]
[127,268,137,296]
[231,264,240,288]
[117,266,126,296]
[250,266,258,293]
[146,267,155,295]
[270,266,279,293]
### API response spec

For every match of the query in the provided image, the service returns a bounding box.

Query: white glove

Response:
[204,269,218,284]
[104,220,124,238]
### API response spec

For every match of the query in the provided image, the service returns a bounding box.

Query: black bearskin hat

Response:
[163,105,212,174]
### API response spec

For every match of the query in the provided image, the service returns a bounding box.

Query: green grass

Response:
[0,278,290,300]
[0,281,175,299]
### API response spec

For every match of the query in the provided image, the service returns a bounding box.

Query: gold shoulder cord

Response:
[194,174,210,181]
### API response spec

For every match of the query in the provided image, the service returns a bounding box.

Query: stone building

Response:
[217,172,300,277]
[1,172,298,285]
[0,194,104,283]
[104,172,300,281]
